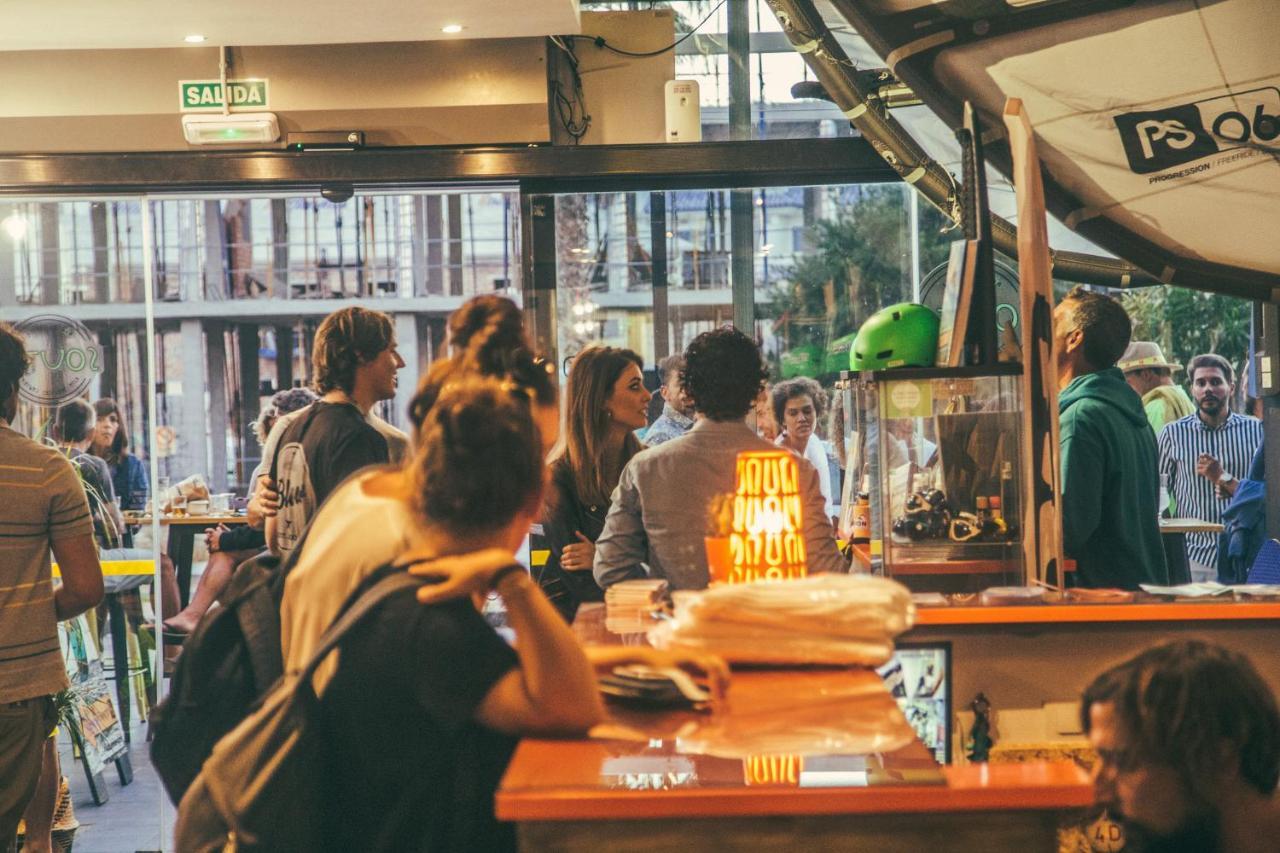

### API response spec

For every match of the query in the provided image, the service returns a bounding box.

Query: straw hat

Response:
[1117,341,1180,373]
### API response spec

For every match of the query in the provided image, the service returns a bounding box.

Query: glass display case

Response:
[840,365,1026,592]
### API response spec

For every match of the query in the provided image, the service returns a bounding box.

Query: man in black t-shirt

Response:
[268,307,403,556]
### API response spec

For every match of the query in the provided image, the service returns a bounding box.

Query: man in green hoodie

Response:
[1054,288,1169,589]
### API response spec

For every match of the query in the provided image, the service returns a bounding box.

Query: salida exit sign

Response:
[179,79,269,111]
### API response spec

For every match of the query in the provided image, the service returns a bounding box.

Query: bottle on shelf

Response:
[988,495,1009,539]
[852,492,872,544]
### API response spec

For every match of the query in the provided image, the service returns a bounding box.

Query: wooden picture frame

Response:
[936,239,979,367]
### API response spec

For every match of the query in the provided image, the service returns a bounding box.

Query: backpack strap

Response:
[293,568,422,692]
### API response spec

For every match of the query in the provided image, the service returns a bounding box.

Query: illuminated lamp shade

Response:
[743,754,803,786]
[726,450,808,584]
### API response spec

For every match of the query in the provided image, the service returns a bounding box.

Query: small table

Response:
[1159,517,1225,584]
[124,513,251,608]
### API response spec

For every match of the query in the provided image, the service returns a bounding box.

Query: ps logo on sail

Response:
[1114,87,1280,175]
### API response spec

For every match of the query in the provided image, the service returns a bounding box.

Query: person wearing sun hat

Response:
[1118,341,1195,437]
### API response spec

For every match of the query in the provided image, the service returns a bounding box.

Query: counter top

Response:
[497,604,1093,823]
[498,741,1090,821]
[914,600,1280,626]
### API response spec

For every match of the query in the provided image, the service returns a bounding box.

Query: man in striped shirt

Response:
[0,324,104,851]
[1157,353,1264,582]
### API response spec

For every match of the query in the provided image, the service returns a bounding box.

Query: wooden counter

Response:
[497,604,1092,851]
[916,600,1280,626]
[905,599,1280,747]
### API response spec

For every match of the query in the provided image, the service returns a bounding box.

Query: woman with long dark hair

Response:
[537,345,651,621]
[90,398,148,512]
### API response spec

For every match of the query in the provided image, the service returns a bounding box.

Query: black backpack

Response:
[172,569,419,852]
[149,524,313,804]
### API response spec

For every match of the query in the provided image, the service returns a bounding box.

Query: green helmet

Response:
[850,303,939,371]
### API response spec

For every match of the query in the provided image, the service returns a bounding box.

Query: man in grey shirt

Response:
[595,328,848,590]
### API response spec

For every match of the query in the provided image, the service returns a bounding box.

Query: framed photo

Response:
[877,641,953,763]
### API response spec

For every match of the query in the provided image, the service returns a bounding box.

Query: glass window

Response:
[553,189,738,381]
[2,200,147,305]
[753,182,952,396]
[0,196,167,849]
[583,0,865,140]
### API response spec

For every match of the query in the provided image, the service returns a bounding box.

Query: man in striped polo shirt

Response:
[1157,353,1264,582]
[0,323,104,851]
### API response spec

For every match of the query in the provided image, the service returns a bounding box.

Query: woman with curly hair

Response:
[771,377,835,519]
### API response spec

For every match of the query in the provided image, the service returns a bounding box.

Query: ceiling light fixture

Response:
[184,34,207,43]
[441,24,464,34]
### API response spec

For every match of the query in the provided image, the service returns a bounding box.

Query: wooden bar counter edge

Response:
[496,604,1093,852]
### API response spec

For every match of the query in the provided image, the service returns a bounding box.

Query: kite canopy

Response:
[829,0,1280,299]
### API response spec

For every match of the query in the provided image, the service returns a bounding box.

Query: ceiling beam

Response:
[0,139,898,197]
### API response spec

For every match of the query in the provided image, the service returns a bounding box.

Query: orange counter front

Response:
[495,604,1092,852]
[905,598,1280,759]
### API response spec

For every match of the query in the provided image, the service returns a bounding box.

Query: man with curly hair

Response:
[594,327,847,589]
[1083,640,1280,852]
[266,307,404,557]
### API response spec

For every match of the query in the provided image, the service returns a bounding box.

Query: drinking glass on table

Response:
[170,492,188,518]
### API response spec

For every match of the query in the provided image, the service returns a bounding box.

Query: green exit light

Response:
[223,128,243,139]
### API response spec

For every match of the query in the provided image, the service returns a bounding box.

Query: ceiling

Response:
[0,0,582,51]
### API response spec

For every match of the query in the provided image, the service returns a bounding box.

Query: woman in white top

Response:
[772,377,836,521]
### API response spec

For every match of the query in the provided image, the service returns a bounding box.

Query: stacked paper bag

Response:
[648,575,915,667]
[604,578,669,634]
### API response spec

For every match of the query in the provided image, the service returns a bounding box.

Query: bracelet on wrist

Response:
[490,563,528,591]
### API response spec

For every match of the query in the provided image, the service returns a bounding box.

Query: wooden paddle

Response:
[1003,97,1066,587]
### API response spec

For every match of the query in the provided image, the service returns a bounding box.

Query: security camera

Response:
[320,183,354,204]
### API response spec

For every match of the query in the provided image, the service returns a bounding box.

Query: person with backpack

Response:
[178,375,604,852]
[266,306,405,558]
[149,296,557,803]
[278,296,560,689]
[161,387,318,637]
